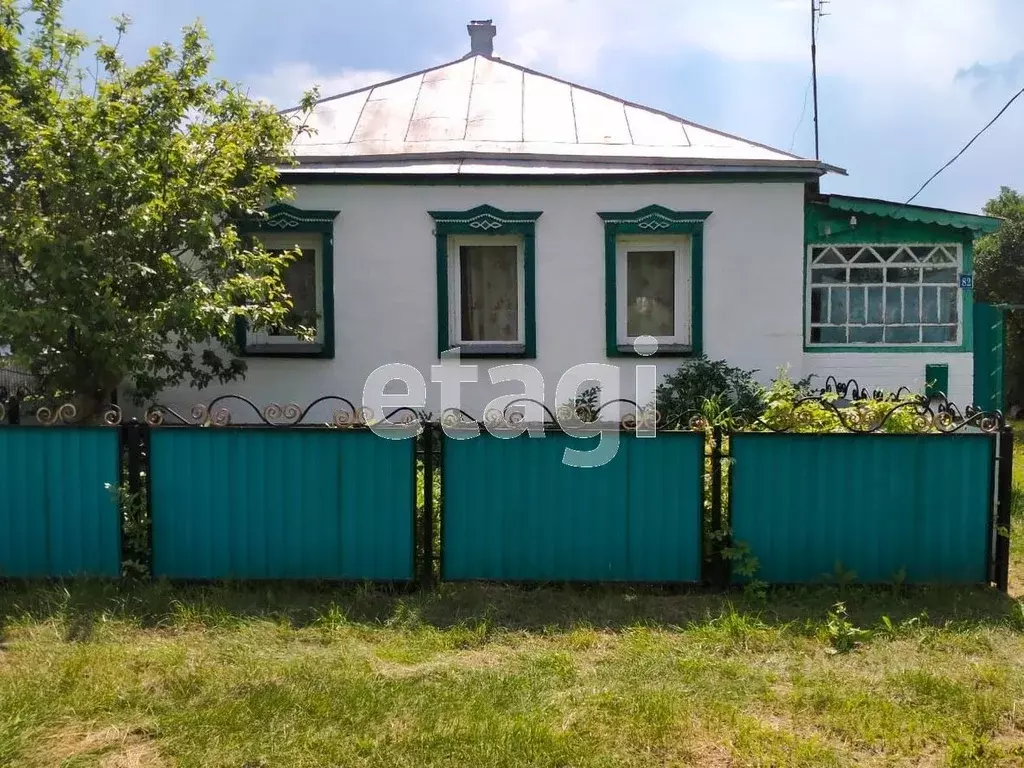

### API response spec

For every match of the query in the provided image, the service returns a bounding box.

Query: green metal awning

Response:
[822,194,1001,234]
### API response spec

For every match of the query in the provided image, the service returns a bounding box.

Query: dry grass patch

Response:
[32,723,165,768]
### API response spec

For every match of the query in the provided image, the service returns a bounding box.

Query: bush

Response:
[760,370,931,433]
[655,357,762,426]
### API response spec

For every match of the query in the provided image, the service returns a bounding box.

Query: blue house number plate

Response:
[959,274,973,289]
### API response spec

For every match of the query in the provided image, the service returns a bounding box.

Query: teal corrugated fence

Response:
[149,429,415,580]
[442,432,704,582]
[0,428,120,577]
[729,433,994,584]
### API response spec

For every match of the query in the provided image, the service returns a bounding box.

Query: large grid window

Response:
[807,244,961,346]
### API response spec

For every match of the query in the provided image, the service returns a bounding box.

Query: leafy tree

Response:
[974,186,1024,405]
[0,0,316,411]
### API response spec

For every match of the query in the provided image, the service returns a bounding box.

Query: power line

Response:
[903,83,1024,206]
[789,75,813,152]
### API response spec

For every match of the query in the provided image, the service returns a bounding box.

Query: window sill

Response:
[243,342,328,358]
[804,344,968,354]
[610,344,696,358]
[445,343,532,359]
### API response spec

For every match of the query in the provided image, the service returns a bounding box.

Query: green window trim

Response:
[429,204,542,359]
[234,203,338,359]
[803,201,975,355]
[598,205,711,358]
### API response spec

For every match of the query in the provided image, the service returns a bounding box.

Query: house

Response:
[161,20,1003,420]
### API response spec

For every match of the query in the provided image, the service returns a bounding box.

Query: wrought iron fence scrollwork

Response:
[821,375,920,405]
[41,402,122,426]
[138,386,1005,434]
[145,395,425,429]
[751,387,1004,434]
[441,398,697,432]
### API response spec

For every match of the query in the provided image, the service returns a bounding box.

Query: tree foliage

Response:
[0,0,315,407]
[974,186,1024,405]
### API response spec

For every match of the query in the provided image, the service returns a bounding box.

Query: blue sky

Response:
[63,0,1024,214]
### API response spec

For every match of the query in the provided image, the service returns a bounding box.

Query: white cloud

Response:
[248,62,397,110]
[497,0,1024,90]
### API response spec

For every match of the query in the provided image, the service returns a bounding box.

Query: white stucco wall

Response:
[803,353,973,404]
[155,181,974,418]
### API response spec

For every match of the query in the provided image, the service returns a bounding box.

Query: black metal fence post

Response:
[118,418,151,576]
[420,422,435,588]
[995,425,1014,592]
[7,393,19,425]
[708,426,725,586]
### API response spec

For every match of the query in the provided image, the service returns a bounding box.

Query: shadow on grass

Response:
[0,578,1020,639]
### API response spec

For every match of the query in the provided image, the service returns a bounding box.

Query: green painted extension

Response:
[598,205,711,358]
[974,302,1006,411]
[442,432,704,582]
[822,195,1001,235]
[0,428,120,577]
[235,203,339,359]
[149,429,415,580]
[429,204,541,358]
[803,196,997,354]
[730,434,994,584]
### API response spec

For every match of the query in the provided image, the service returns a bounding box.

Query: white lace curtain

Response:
[626,250,675,337]
[460,245,519,342]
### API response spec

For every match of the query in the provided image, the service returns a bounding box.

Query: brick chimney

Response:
[467,19,496,57]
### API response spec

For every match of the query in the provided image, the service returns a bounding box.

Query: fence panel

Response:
[729,433,994,584]
[0,428,120,577]
[442,432,704,582]
[149,429,415,580]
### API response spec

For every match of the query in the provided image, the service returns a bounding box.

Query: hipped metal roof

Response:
[282,54,845,177]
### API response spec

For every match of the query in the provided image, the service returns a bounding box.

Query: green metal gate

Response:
[974,301,1005,411]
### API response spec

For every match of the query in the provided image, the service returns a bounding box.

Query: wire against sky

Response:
[904,84,1024,206]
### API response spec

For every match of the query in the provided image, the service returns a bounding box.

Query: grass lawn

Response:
[1,436,1023,766]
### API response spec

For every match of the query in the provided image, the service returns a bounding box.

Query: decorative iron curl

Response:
[439,407,479,429]
[332,405,373,428]
[262,402,302,425]
[36,402,77,426]
[502,398,558,426]
[383,407,424,426]
[101,404,123,426]
[483,408,513,428]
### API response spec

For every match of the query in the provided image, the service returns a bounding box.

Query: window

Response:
[807,244,961,347]
[617,237,691,346]
[236,204,337,358]
[246,232,324,350]
[430,205,541,358]
[448,236,525,350]
[599,205,710,357]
